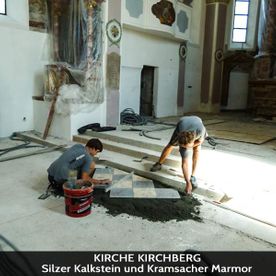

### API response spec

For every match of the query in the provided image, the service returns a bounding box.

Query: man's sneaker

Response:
[190,175,198,188]
[150,162,162,172]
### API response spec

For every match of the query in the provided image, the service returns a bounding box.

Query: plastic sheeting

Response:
[55,84,93,115]
[45,0,104,114]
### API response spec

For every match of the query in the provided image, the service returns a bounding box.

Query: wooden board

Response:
[207,121,276,144]
[203,119,225,126]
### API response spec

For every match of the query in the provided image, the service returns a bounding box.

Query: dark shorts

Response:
[48,175,67,195]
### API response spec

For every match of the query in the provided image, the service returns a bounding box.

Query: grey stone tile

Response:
[133,180,154,189]
[110,188,134,198]
[93,167,113,182]
[94,167,113,175]
[155,188,180,199]
[133,188,156,198]
[112,174,127,182]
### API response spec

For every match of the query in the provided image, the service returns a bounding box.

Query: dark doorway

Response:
[140,66,155,116]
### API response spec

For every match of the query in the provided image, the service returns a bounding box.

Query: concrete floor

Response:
[0,137,276,251]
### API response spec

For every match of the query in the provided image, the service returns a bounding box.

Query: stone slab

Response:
[109,188,134,198]
[93,167,113,181]
[155,188,180,199]
[105,172,133,192]
[133,188,157,198]
[133,180,154,189]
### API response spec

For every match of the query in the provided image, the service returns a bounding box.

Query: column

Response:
[200,0,230,112]
[249,0,276,117]
[106,0,122,126]
[253,0,276,79]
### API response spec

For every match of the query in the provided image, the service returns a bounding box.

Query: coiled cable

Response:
[120,108,147,126]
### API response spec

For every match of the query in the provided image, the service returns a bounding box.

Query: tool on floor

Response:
[133,155,149,162]
[38,183,52,200]
[205,136,218,148]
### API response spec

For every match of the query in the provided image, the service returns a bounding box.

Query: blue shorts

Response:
[179,147,192,159]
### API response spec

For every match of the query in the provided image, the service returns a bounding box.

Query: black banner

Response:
[0,251,276,276]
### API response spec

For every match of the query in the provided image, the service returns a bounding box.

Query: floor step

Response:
[76,129,180,156]
[73,134,181,168]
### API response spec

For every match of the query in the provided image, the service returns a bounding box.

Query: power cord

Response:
[0,235,37,276]
[0,133,45,157]
[120,108,147,126]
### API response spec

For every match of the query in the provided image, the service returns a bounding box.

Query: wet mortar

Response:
[92,182,202,222]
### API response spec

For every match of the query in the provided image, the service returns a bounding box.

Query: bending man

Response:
[151,116,207,194]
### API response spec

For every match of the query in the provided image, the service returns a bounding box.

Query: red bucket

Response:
[63,183,93,218]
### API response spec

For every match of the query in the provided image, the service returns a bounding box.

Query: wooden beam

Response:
[42,67,66,140]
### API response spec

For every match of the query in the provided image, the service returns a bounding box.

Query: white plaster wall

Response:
[120,28,179,118]
[33,101,71,140]
[184,1,205,113]
[34,101,106,141]
[0,27,49,138]
[120,66,142,113]
[183,44,203,113]
[0,0,29,29]
[223,72,249,110]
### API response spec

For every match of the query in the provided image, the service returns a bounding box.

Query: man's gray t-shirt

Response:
[169,116,207,146]
[177,116,206,140]
[47,144,93,181]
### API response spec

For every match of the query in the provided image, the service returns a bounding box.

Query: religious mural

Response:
[151,0,176,26]
[29,0,47,31]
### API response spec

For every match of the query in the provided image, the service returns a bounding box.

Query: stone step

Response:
[78,129,180,156]
[73,134,181,168]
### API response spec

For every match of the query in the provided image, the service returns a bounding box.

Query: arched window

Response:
[0,0,6,15]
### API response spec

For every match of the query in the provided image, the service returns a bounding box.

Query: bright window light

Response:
[232,0,250,43]
[235,1,249,14]
[234,15,248,28]
[233,29,247,42]
[0,0,6,15]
